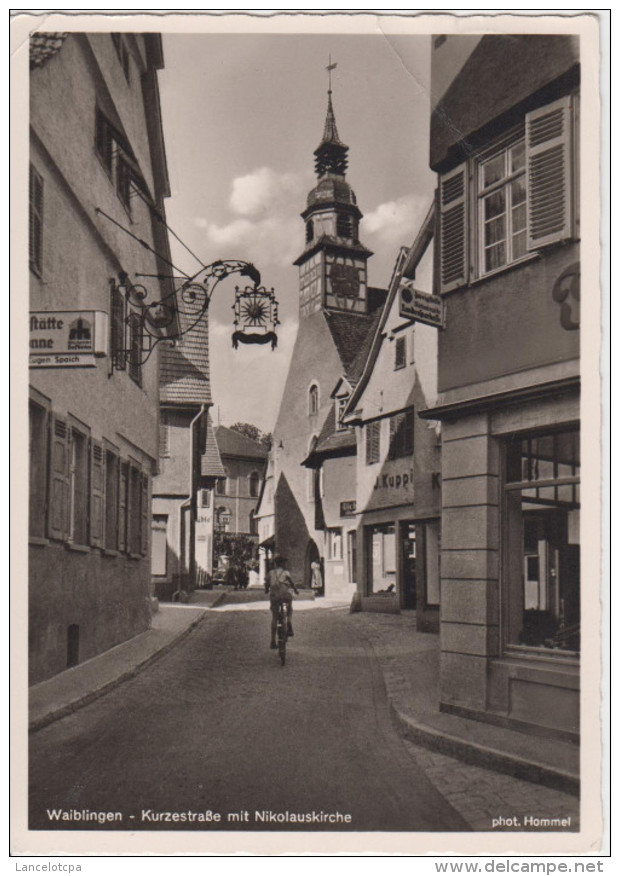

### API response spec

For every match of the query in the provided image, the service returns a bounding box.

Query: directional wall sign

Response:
[398,280,445,329]
[29,311,108,368]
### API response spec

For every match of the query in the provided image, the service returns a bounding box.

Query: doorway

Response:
[401,522,417,609]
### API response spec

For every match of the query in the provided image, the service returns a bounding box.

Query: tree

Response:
[230,422,272,450]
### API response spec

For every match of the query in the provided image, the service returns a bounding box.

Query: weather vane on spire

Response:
[326,55,337,93]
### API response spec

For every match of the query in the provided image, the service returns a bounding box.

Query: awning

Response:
[259,535,275,551]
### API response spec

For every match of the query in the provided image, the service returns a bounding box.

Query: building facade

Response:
[212,426,268,539]
[424,35,580,738]
[343,211,442,629]
[29,32,174,683]
[271,85,386,596]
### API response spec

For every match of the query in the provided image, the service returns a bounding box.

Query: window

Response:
[90,441,105,548]
[478,138,527,274]
[216,473,227,496]
[394,335,406,370]
[200,489,211,508]
[127,465,142,556]
[306,219,314,243]
[68,426,89,547]
[336,213,352,239]
[335,394,349,430]
[365,420,381,465]
[438,95,577,292]
[388,410,414,460]
[504,427,580,653]
[309,383,319,416]
[29,398,49,539]
[327,528,343,561]
[29,164,43,275]
[95,109,138,214]
[111,33,131,81]
[159,413,170,458]
[249,471,260,498]
[128,312,142,386]
[151,515,168,576]
[347,531,357,583]
[104,449,119,551]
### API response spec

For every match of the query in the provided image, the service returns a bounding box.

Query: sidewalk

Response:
[29,601,213,732]
[345,609,579,796]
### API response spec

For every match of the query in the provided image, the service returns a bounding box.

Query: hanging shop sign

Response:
[29,311,108,368]
[340,500,357,517]
[398,280,444,329]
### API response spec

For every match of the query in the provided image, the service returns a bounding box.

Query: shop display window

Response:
[504,427,580,653]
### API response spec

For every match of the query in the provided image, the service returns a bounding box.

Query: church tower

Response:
[294,83,372,318]
[270,69,385,593]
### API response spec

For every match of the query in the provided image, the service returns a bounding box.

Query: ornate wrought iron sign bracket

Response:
[112,260,279,368]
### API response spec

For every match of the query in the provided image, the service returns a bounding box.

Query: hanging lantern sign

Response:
[232,285,279,350]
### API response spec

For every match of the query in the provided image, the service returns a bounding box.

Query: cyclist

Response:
[265,555,299,649]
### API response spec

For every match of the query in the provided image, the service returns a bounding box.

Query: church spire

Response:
[314,58,348,178]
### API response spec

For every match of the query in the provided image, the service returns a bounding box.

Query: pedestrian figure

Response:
[310,559,323,596]
[265,555,299,649]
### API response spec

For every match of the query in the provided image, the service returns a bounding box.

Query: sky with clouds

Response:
[157,28,436,432]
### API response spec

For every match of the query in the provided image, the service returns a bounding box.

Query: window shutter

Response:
[439,163,468,292]
[48,416,70,540]
[118,462,128,552]
[90,440,105,548]
[526,95,573,249]
[140,473,149,556]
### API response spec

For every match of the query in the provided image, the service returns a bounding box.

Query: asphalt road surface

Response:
[29,605,470,832]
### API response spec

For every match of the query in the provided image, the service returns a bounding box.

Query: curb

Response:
[29,611,208,733]
[390,703,580,797]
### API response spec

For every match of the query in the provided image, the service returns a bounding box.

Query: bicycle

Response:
[275,600,289,666]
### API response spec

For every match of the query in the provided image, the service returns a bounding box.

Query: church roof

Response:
[323,292,386,382]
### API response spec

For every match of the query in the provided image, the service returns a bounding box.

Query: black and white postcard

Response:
[11,10,607,858]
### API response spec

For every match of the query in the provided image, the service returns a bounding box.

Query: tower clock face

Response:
[329,262,360,299]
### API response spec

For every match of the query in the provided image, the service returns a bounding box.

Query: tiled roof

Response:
[303,406,356,466]
[214,425,268,461]
[30,33,68,69]
[159,311,211,405]
[323,300,384,382]
[201,413,225,478]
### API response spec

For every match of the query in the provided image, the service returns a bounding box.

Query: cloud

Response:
[199,167,310,268]
[229,167,304,217]
[361,194,429,250]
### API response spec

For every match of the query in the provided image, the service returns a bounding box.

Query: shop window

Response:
[366,420,381,465]
[29,398,49,539]
[151,514,168,576]
[104,449,119,551]
[327,528,343,561]
[368,525,396,594]
[29,164,43,276]
[309,383,319,416]
[438,95,577,292]
[388,410,414,460]
[249,471,260,498]
[394,335,406,370]
[504,427,580,653]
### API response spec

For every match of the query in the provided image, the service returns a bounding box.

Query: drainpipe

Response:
[178,404,206,596]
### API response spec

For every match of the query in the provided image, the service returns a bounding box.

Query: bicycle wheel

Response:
[277,605,287,666]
